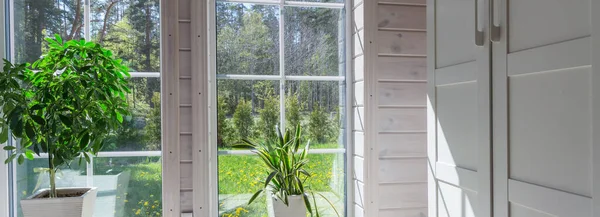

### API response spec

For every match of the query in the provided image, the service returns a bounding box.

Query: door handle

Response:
[490,0,501,42]
[475,0,484,46]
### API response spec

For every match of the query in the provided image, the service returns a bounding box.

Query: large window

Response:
[7,1,161,216]
[214,0,347,216]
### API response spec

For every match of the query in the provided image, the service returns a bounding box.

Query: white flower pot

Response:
[21,187,98,217]
[272,195,307,217]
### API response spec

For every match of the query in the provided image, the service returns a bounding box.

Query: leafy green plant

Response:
[285,94,302,132]
[238,125,339,217]
[308,105,335,143]
[257,94,279,141]
[0,35,130,198]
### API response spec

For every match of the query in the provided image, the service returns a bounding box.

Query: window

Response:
[213,0,347,216]
[7,1,162,216]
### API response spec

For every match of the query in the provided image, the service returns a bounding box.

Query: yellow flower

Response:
[144,201,149,206]
[135,209,141,215]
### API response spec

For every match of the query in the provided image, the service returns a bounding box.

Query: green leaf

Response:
[83,152,91,163]
[30,104,44,111]
[30,115,46,125]
[25,122,35,140]
[80,133,90,149]
[0,128,8,144]
[25,150,35,160]
[248,189,263,205]
[115,112,123,123]
[264,171,278,188]
[17,155,24,164]
[2,146,15,151]
[59,114,72,127]
[54,34,63,44]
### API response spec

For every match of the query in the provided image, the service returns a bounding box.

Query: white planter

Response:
[272,195,307,217]
[21,187,98,217]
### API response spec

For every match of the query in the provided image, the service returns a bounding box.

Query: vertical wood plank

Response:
[161,0,181,216]
[191,0,209,216]
[426,0,437,216]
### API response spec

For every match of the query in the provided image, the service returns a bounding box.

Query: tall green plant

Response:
[238,125,339,217]
[0,35,130,198]
[257,94,279,141]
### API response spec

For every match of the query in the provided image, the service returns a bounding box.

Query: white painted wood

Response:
[180,163,193,189]
[180,79,192,105]
[379,208,427,217]
[354,81,365,106]
[354,156,365,182]
[354,132,365,157]
[180,107,192,133]
[378,108,426,132]
[379,158,427,183]
[376,57,426,81]
[377,31,426,55]
[493,0,596,216]
[437,182,477,217]
[355,180,365,207]
[507,37,591,76]
[180,135,193,161]
[179,22,191,49]
[434,0,475,68]
[178,0,191,20]
[378,183,427,209]
[191,0,209,216]
[180,191,193,213]
[161,0,182,215]
[21,188,97,217]
[353,3,364,31]
[508,0,590,52]
[434,61,477,85]
[354,30,364,57]
[435,162,477,193]
[378,82,426,106]
[179,51,192,77]
[180,213,193,217]
[354,106,365,131]
[508,180,591,217]
[509,66,592,197]
[378,133,426,157]
[592,0,600,215]
[379,0,425,4]
[428,0,491,215]
[378,5,426,30]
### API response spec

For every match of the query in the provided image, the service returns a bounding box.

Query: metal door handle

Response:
[490,0,501,42]
[475,0,485,46]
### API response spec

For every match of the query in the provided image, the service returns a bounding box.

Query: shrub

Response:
[233,99,253,141]
[308,105,335,143]
[217,97,234,147]
[256,94,279,140]
[143,92,161,150]
[285,94,302,131]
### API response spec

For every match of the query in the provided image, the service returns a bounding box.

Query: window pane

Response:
[16,158,86,216]
[286,81,345,148]
[94,156,162,217]
[217,3,280,75]
[103,77,162,151]
[12,0,84,63]
[91,0,161,72]
[287,0,344,3]
[284,7,344,76]
[217,80,281,146]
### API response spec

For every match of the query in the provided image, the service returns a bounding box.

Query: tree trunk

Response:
[68,0,83,40]
[98,0,119,45]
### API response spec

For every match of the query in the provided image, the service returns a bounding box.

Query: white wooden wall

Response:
[353,0,427,216]
[161,0,208,216]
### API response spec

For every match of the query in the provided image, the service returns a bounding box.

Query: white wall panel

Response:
[378,5,426,30]
[378,82,426,106]
[379,183,427,209]
[377,57,426,81]
[378,133,426,157]
[379,158,427,183]
[377,31,426,55]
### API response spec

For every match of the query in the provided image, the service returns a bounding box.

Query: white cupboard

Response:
[428,0,600,216]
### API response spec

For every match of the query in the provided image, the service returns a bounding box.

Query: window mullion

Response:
[83,0,93,188]
[279,0,286,131]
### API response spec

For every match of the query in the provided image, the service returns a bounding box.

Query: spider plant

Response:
[237,124,339,217]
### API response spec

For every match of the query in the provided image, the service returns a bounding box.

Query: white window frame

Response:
[207,0,354,216]
[4,0,164,216]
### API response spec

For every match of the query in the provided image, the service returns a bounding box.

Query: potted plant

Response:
[0,35,130,217]
[238,125,339,217]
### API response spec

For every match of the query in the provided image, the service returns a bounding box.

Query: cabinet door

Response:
[492,0,597,216]
[426,0,492,216]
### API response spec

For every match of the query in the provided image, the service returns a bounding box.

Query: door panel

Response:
[428,0,491,216]
[493,0,595,216]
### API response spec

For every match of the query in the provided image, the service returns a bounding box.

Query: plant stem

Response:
[47,131,56,198]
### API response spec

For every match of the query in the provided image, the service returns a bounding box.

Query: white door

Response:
[427,0,492,216]
[492,0,599,216]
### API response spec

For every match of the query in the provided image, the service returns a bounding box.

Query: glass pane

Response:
[284,7,344,76]
[286,81,345,149]
[12,0,85,63]
[216,3,280,75]
[217,80,281,146]
[103,77,162,151]
[90,0,161,72]
[93,156,162,217]
[16,158,86,216]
